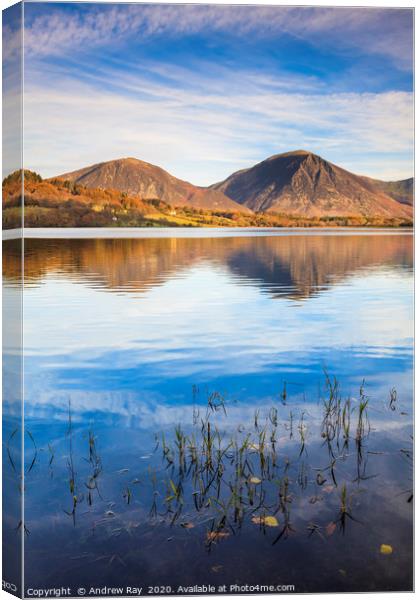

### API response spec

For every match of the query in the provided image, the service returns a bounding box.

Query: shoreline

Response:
[2,226,414,241]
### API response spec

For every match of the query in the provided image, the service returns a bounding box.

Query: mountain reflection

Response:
[3,234,413,299]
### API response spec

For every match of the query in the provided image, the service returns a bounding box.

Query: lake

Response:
[3,230,413,594]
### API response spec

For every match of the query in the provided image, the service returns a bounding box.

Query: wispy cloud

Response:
[21,4,413,69]
[24,60,413,183]
[3,4,22,178]
[8,3,412,182]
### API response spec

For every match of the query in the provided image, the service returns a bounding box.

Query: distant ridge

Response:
[59,158,252,214]
[362,176,414,207]
[211,150,413,218]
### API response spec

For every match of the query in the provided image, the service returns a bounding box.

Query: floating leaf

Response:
[207,531,230,542]
[249,477,262,484]
[380,544,393,555]
[252,515,279,527]
[325,521,336,537]
[264,516,279,527]
[322,485,335,494]
[180,522,194,529]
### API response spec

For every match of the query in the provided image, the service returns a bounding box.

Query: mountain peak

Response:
[212,151,413,218]
[97,157,158,169]
[266,149,315,161]
[58,158,252,214]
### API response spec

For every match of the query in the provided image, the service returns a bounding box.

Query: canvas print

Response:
[2,2,414,597]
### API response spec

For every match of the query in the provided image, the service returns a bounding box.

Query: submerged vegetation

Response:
[2,371,412,594]
[13,374,412,558]
[144,378,379,544]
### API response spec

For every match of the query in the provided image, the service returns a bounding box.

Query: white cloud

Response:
[11,4,412,183]
[23,63,413,183]
[20,5,413,69]
[2,15,23,178]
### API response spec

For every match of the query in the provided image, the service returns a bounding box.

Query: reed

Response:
[40,374,400,550]
[85,429,103,506]
[297,411,307,457]
[26,430,38,474]
[64,400,78,526]
[6,428,18,474]
[389,387,397,411]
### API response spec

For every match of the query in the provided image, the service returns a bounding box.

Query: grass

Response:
[146,376,376,538]
[25,374,410,552]
[26,430,38,474]
[336,483,359,533]
[85,430,103,506]
[64,400,79,525]
[6,428,18,474]
[389,387,398,411]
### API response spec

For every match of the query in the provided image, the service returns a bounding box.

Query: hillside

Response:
[2,170,159,229]
[1,170,255,229]
[2,153,414,228]
[212,150,413,219]
[362,176,414,207]
[59,158,251,214]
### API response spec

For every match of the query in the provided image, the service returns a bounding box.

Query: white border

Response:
[0,2,416,600]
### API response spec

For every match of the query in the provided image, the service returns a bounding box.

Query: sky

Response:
[4,2,415,184]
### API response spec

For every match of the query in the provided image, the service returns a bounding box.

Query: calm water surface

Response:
[3,232,413,593]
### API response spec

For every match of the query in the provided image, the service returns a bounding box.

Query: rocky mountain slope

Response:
[3,152,413,228]
[212,150,413,218]
[59,158,251,214]
[362,176,413,207]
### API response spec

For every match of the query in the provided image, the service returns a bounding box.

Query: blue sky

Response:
[11,3,415,183]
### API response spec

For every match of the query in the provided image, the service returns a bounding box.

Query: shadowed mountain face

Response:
[363,176,414,206]
[59,158,251,214]
[212,150,413,218]
[4,234,412,301]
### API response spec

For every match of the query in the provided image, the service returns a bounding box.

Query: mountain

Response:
[211,150,413,218]
[2,169,256,229]
[59,157,251,214]
[3,153,412,229]
[362,176,413,207]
